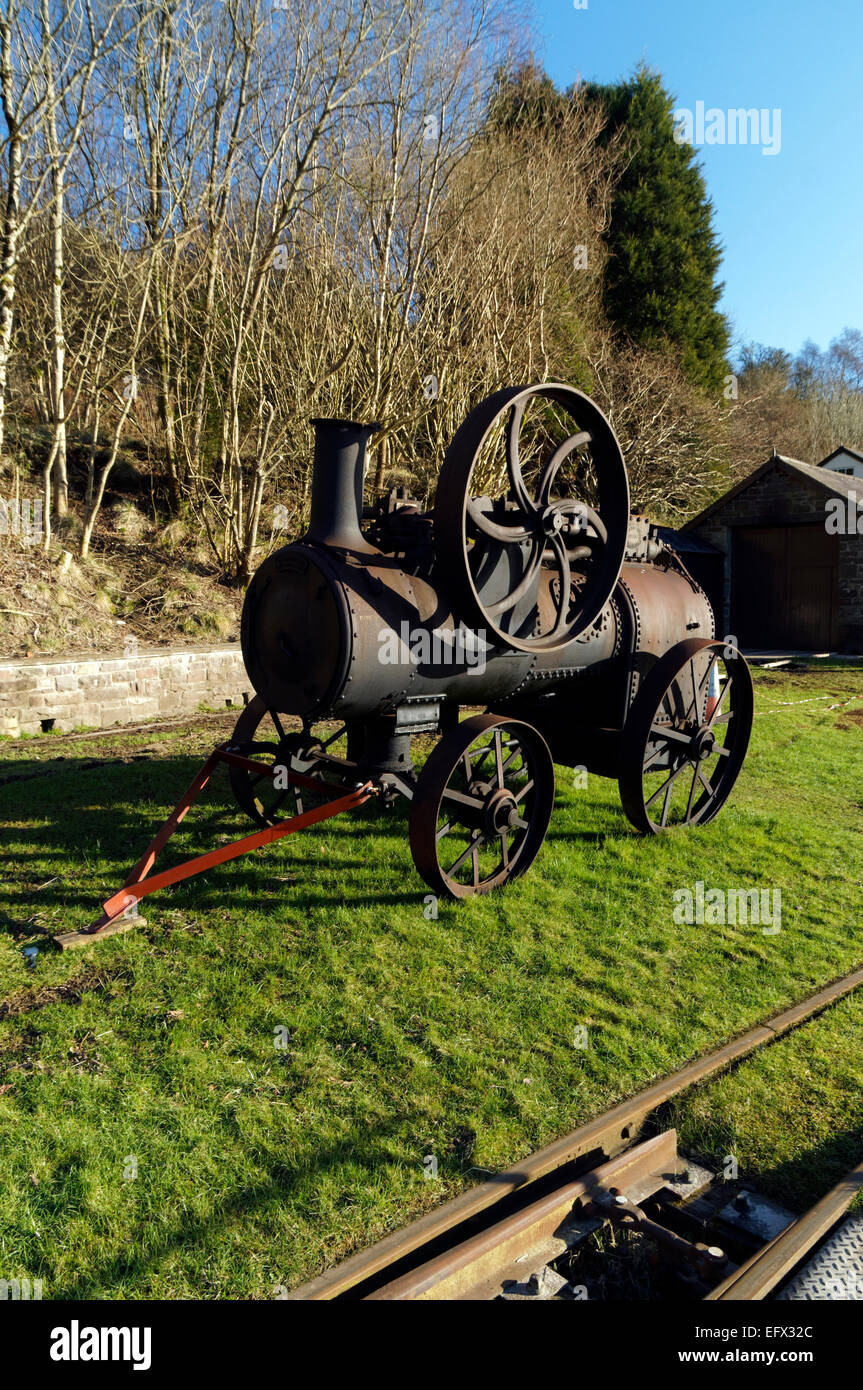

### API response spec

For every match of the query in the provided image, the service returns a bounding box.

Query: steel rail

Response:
[366,1130,682,1300]
[288,963,863,1300]
[705,1156,863,1301]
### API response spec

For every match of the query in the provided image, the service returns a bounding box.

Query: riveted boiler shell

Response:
[241,546,352,717]
[241,543,535,720]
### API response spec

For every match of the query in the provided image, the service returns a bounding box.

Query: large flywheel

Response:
[434,383,629,652]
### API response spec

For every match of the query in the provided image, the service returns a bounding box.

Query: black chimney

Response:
[305,418,380,552]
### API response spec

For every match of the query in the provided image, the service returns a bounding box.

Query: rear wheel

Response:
[618,639,753,834]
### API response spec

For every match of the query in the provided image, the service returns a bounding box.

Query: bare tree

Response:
[0,0,136,545]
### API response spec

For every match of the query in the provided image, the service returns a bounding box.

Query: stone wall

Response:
[688,463,863,651]
[0,642,252,737]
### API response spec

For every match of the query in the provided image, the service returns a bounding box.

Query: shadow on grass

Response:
[30,1128,533,1300]
[0,755,426,939]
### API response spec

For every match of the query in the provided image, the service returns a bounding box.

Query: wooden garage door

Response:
[731,524,839,650]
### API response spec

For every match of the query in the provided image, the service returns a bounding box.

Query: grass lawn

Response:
[667,990,863,1214]
[0,662,861,1298]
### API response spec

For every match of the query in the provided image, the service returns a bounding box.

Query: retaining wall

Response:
[0,642,251,737]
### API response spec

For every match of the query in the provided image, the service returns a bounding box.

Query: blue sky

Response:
[529,0,863,365]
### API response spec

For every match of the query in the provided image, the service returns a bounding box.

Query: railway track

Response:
[288,965,863,1301]
[0,708,238,754]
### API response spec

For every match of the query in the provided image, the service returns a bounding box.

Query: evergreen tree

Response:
[584,66,729,392]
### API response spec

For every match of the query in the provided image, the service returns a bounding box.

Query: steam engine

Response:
[234,383,752,897]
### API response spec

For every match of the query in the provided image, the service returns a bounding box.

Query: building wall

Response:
[823,451,863,479]
[0,643,251,737]
[688,467,863,651]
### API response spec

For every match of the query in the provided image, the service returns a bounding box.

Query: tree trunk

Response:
[45,35,68,517]
[0,34,21,464]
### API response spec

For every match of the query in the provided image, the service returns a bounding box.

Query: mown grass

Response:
[0,663,861,1298]
[666,990,863,1214]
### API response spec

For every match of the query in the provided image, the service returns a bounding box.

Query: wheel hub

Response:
[540,505,565,537]
[690,726,716,761]
[483,786,520,835]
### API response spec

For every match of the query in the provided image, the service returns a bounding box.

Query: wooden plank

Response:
[54,916,145,950]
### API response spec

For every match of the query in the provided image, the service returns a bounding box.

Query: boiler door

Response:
[240,546,351,718]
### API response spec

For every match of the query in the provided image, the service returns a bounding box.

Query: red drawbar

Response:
[82,744,374,938]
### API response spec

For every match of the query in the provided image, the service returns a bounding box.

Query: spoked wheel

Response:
[227,696,334,827]
[618,639,754,835]
[409,713,555,898]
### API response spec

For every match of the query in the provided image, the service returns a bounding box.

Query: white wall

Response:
[822,449,863,478]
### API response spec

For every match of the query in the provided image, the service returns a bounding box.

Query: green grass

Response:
[0,664,861,1298]
[666,991,863,1214]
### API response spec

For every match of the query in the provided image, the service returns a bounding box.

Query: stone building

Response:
[683,452,863,653]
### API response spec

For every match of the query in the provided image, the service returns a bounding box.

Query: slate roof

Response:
[684,452,861,531]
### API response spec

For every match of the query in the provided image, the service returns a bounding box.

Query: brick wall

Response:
[688,464,863,651]
[0,642,252,736]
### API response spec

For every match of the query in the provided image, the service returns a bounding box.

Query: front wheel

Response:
[409,713,555,898]
[227,696,330,826]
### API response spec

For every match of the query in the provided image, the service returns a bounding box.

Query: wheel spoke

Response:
[536,431,592,505]
[697,653,717,701]
[708,676,734,725]
[448,834,487,878]
[685,659,699,721]
[466,497,533,542]
[494,728,504,787]
[501,743,522,774]
[643,739,672,774]
[486,539,544,617]
[548,532,572,637]
[698,768,715,797]
[645,760,686,811]
[441,787,485,811]
[505,399,535,517]
[660,777,674,827]
[684,764,699,821]
[651,723,692,746]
